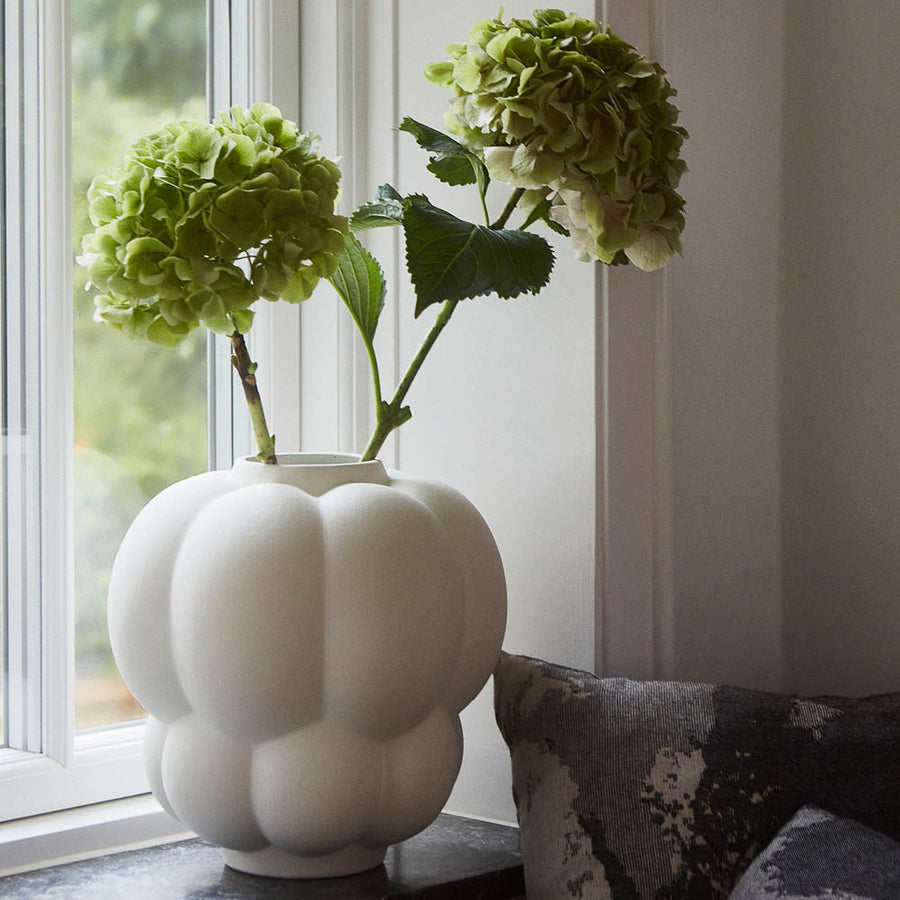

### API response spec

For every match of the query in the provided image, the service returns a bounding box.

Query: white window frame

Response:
[0,0,301,873]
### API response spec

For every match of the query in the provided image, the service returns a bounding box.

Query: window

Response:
[0,0,291,839]
[2,0,601,869]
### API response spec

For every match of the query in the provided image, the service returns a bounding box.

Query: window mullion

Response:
[206,0,237,470]
[230,0,307,459]
[38,0,73,769]
[205,0,256,471]
[2,0,45,757]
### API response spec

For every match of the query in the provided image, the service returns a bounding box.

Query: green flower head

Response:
[425,9,687,270]
[80,103,348,346]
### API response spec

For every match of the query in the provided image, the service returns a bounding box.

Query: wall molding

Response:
[597,0,676,679]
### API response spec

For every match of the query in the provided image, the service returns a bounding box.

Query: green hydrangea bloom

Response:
[80,104,348,346]
[425,9,687,270]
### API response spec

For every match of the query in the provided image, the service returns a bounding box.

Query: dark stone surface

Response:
[0,814,524,899]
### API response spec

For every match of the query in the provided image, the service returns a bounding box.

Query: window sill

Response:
[0,812,524,899]
[0,794,193,877]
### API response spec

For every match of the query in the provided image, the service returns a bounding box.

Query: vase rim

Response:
[231,452,388,494]
[238,452,378,467]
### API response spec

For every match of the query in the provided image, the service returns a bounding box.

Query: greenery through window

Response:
[72,0,208,730]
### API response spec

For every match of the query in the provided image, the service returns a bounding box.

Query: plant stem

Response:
[360,298,460,461]
[363,335,383,409]
[491,187,526,230]
[230,330,278,464]
[394,298,459,412]
[478,183,491,226]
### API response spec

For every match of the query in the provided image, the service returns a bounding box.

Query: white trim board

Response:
[0,795,192,877]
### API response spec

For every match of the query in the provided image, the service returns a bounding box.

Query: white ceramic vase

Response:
[107,453,507,878]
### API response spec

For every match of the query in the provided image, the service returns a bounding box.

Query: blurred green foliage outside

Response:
[72,0,208,727]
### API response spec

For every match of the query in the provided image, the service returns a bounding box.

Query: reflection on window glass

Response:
[72,0,207,731]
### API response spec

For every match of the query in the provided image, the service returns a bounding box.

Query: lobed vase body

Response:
[107,453,507,878]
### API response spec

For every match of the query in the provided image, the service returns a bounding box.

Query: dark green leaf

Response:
[402,196,554,317]
[328,233,386,344]
[399,117,471,157]
[377,183,403,202]
[350,184,405,231]
[399,117,488,189]
[426,155,479,187]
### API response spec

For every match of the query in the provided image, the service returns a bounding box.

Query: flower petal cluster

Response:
[80,104,348,346]
[425,9,687,270]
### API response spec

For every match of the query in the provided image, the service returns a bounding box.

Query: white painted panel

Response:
[654,0,785,690]
[602,0,675,681]
[297,4,346,452]
[602,264,664,679]
[246,2,303,455]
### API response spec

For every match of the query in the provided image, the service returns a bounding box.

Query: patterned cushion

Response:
[730,805,900,898]
[492,652,900,899]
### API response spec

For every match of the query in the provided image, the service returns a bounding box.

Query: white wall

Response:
[655,0,786,691]
[780,1,900,696]
[294,0,900,823]
[613,0,900,698]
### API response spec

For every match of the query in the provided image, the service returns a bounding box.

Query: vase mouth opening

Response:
[240,452,376,467]
[232,452,388,492]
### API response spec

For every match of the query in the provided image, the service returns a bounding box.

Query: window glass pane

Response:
[71,0,207,731]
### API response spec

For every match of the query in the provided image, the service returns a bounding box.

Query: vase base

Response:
[221,843,387,879]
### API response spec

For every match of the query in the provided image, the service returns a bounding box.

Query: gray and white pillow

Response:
[492,652,900,899]
[731,805,900,899]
